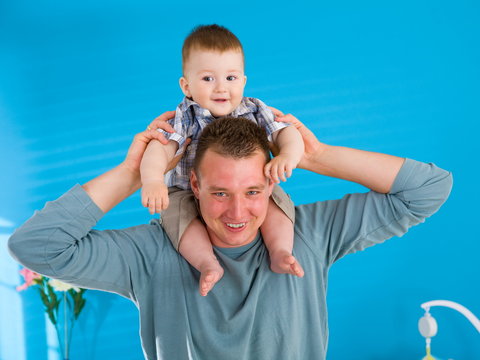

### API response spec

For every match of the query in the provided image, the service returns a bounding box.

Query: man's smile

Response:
[225,222,246,229]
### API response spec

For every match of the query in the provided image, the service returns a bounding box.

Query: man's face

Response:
[180,49,247,117]
[190,149,273,248]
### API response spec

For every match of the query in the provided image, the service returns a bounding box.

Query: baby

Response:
[140,24,304,296]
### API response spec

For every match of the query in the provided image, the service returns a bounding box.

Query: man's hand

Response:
[122,111,176,174]
[270,107,322,171]
[122,110,190,175]
[147,111,176,134]
[141,180,170,214]
[145,110,191,173]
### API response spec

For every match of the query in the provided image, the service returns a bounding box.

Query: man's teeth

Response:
[227,223,245,228]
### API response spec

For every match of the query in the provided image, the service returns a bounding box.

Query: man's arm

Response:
[83,111,179,212]
[274,113,404,193]
[274,112,452,264]
[8,111,182,296]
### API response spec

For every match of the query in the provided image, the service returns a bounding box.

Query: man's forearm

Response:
[82,163,141,213]
[306,143,405,193]
[274,114,404,193]
[83,135,179,213]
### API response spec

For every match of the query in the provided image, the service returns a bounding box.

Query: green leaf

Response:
[46,309,57,325]
[37,288,49,307]
[31,278,88,326]
[74,298,87,319]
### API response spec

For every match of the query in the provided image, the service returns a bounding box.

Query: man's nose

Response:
[228,195,246,219]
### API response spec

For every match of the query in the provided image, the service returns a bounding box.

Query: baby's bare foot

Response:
[199,261,224,296]
[270,250,305,278]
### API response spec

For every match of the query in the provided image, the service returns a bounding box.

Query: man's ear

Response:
[244,75,247,86]
[179,77,191,97]
[190,170,200,198]
[267,177,275,196]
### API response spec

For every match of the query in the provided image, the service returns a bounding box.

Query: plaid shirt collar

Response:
[179,97,256,119]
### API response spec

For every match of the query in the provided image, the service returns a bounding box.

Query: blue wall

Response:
[1,1,478,359]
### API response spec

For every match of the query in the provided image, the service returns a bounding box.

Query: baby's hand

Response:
[264,154,297,183]
[141,180,169,214]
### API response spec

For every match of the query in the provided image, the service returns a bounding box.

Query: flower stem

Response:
[64,291,69,360]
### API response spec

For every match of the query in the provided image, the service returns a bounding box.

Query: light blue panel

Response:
[0,233,26,360]
[1,1,478,359]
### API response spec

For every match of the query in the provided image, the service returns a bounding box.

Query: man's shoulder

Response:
[119,219,179,259]
[117,219,167,243]
[293,201,331,230]
[138,218,167,236]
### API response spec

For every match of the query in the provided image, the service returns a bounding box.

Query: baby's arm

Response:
[140,140,179,214]
[265,126,304,183]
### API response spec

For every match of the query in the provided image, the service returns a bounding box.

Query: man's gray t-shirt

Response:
[8,159,452,360]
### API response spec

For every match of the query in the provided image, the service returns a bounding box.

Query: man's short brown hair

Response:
[182,24,244,73]
[193,117,270,176]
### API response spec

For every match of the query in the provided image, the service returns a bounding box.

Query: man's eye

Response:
[202,76,214,82]
[213,192,226,197]
[247,191,258,196]
[226,75,237,81]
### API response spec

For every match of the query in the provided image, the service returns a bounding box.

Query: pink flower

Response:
[16,268,42,291]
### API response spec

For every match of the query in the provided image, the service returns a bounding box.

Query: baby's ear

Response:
[179,77,191,97]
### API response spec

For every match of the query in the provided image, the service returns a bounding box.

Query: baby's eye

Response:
[226,75,237,81]
[202,76,214,82]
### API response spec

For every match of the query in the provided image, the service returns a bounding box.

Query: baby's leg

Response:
[179,218,224,296]
[261,199,304,277]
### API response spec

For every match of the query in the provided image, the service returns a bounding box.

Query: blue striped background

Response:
[1,1,478,359]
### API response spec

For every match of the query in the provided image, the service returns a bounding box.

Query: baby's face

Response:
[180,49,247,117]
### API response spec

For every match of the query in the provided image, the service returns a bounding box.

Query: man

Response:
[9,111,452,359]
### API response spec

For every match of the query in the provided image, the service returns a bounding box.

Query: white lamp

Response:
[418,300,480,360]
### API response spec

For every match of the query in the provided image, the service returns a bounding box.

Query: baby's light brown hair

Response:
[182,24,244,74]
